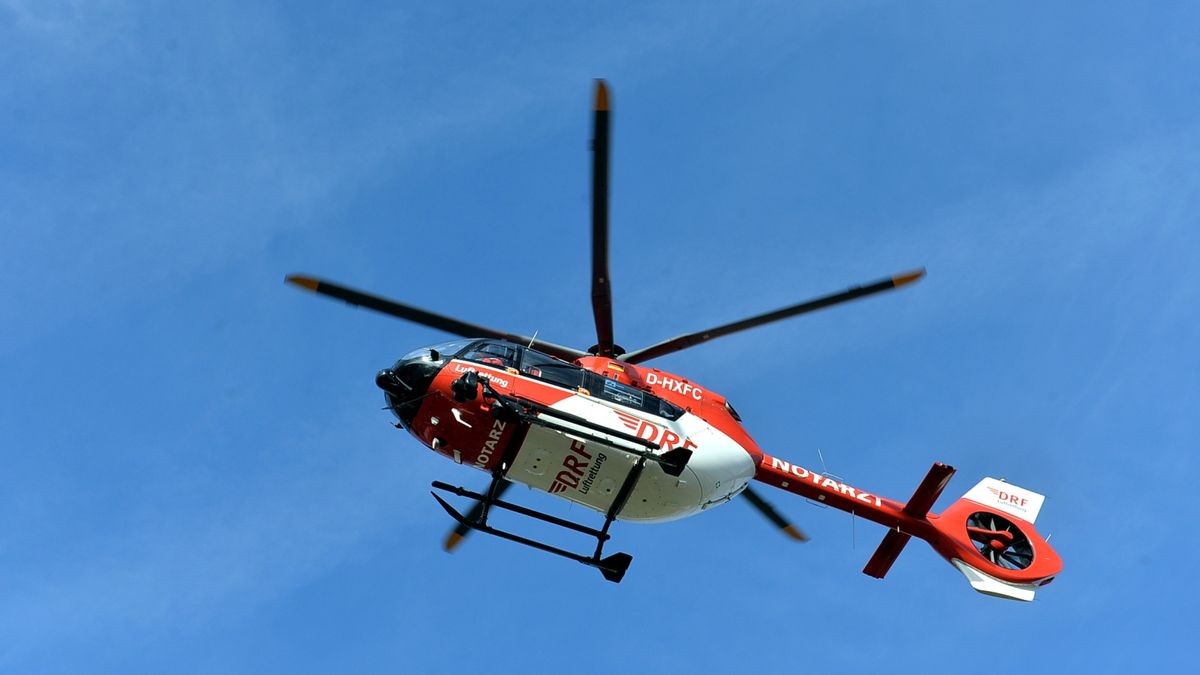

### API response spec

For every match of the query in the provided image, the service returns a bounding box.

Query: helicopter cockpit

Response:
[378,338,684,426]
[459,340,685,421]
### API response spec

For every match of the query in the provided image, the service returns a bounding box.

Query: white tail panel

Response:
[950,559,1039,602]
[962,477,1045,524]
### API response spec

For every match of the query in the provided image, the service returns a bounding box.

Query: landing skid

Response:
[431,452,651,583]
[433,370,697,582]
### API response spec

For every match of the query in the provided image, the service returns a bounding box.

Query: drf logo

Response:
[613,411,698,451]
[549,440,593,494]
[987,486,1029,508]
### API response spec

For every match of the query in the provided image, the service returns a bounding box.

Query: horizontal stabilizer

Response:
[862,462,954,579]
[863,529,912,579]
[902,462,956,518]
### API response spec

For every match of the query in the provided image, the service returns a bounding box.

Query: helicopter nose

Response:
[378,354,444,428]
[376,368,408,396]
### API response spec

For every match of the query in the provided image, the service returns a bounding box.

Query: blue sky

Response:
[2,1,1196,672]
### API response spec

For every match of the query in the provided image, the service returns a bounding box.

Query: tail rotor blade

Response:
[588,80,618,356]
[742,486,808,542]
[621,269,925,364]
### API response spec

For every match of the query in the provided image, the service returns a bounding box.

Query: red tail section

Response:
[755,455,1062,601]
[925,477,1061,601]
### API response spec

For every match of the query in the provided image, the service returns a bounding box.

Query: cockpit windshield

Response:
[460,341,520,369]
[399,339,474,363]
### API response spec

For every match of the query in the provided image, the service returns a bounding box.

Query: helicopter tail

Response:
[863,468,1061,602]
[754,456,1061,601]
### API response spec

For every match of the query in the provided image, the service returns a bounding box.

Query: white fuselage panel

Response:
[504,394,755,522]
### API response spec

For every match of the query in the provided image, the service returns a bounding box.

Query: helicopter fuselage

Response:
[380,339,760,522]
[290,79,1062,595]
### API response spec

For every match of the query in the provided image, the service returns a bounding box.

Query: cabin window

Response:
[725,401,743,422]
[582,372,684,421]
[512,346,684,421]
[519,349,586,389]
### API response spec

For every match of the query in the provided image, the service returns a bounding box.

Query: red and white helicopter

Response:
[288,81,1062,601]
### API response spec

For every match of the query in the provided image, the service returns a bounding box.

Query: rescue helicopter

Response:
[287,81,1062,601]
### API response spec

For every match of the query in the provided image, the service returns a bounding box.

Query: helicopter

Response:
[287,80,1062,601]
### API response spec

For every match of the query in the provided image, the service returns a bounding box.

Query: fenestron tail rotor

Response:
[966,512,1034,570]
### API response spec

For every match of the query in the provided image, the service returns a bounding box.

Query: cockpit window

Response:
[461,341,519,369]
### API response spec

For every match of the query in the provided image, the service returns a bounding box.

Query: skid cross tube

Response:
[432,481,610,539]
[431,480,634,583]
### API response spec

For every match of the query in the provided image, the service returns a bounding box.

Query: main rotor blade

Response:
[621,269,925,364]
[589,79,617,356]
[742,486,808,542]
[444,479,513,552]
[286,275,587,362]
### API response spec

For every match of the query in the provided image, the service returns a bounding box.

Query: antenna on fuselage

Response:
[528,330,539,348]
[817,448,845,482]
[816,448,862,549]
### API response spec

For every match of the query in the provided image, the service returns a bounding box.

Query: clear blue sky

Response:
[2,2,1195,672]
